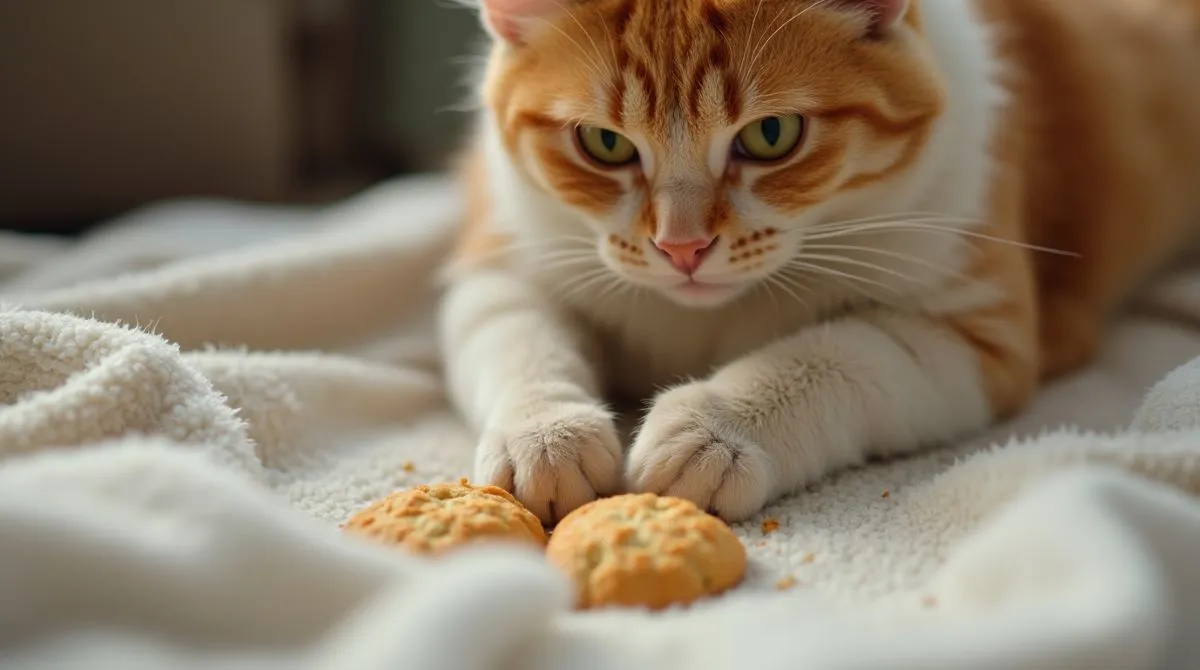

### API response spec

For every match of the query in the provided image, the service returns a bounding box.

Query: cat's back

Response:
[973,0,1200,360]
[979,0,1200,264]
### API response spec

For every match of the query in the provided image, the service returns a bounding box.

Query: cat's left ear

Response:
[478,0,562,45]
[834,0,911,35]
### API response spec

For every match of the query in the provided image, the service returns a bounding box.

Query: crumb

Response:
[401,462,415,473]
[775,576,798,591]
[756,540,768,548]
[761,518,781,534]
[802,553,816,563]
[921,595,938,608]
[881,490,891,499]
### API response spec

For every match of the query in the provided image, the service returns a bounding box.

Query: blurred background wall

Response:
[0,0,485,235]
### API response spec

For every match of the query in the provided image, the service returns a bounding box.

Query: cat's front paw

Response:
[625,382,774,522]
[475,401,623,525]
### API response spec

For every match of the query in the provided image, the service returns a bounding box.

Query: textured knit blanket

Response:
[2,175,1200,669]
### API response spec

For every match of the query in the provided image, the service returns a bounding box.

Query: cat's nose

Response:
[653,236,717,275]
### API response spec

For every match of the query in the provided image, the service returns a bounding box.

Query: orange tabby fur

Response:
[980,0,1200,379]
[442,0,1200,522]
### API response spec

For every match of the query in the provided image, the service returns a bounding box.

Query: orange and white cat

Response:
[439,0,1200,524]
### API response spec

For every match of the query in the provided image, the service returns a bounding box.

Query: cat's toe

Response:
[475,402,623,525]
[627,384,773,521]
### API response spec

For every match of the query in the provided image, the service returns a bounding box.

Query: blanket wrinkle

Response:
[2,174,1200,668]
[0,308,259,479]
[8,180,459,353]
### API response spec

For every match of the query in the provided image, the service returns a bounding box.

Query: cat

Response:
[438,0,1200,525]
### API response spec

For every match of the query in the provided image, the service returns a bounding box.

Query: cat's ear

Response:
[478,0,561,45]
[834,0,911,35]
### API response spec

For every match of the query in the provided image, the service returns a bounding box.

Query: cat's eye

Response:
[734,114,805,162]
[576,126,639,166]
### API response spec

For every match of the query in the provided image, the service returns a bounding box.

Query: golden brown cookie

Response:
[342,479,547,555]
[546,493,746,610]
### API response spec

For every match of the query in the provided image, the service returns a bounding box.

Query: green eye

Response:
[735,114,805,161]
[577,126,639,166]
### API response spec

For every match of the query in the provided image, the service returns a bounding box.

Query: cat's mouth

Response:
[666,277,748,307]
[676,278,731,292]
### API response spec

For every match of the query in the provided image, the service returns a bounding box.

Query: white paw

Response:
[475,401,623,525]
[625,382,774,522]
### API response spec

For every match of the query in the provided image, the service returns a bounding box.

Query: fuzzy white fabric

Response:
[2,176,1200,669]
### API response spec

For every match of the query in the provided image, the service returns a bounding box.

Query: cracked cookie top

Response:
[342,479,547,555]
[546,493,746,610]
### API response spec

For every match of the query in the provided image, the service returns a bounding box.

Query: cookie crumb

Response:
[761,518,781,534]
[775,576,798,591]
[881,490,891,499]
[802,553,816,563]
[401,462,415,473]
[756,540,768,548]
[921,595,938,608]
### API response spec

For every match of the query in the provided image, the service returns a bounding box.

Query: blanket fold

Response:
[2,175,1199,669]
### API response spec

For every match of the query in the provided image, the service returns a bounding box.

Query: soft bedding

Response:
[2,176,1200,669]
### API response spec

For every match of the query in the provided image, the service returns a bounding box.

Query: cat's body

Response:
[440,0,1200,524]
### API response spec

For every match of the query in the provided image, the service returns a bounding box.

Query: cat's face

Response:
[479,0,944,308]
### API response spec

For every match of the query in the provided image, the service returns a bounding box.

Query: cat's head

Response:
[475,0,945,308]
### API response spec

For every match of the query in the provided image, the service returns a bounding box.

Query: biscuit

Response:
[343,480,547,555]
[546,493,746,610]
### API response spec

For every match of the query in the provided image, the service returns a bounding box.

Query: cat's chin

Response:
[657,279,749,309]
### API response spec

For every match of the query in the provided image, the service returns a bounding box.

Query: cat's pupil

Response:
[761,117,782,146]
[601,129,618,152]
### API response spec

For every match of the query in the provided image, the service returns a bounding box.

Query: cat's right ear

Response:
[832,0,910,36]
[478,0,560,45]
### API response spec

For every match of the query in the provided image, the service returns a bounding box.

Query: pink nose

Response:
[654,236,716,274]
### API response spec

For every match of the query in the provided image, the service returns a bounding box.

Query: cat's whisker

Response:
[810,218,983,235]
[524,246,599,259]
[534,259,607,277]
[747,0,836,82]
[774,267,857,311]
[475,3,606,79]
[532,17,609,82]
[801,242,971,281]
[778,265,907,310]
[763,273,812,313]
[460,239,595,267]
[551,0,618,81]
[540,263,609,281]
[795,252,938,289]
[554,268,616,303]
[736,0,769,81]
[534,253,605,272]
[594,276,628,305]
[759,274,783,321]
[597,10,622,84]
[805,220,1078,256]
[815,210,975,227]
[784,259,904,296]
[804,212,983,236]
[745,2,798,79]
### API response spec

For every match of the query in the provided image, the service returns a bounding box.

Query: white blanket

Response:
[2,176,1200,669]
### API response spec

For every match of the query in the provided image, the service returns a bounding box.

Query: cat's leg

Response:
[625,300,1038,521]
[440,270,622,524]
